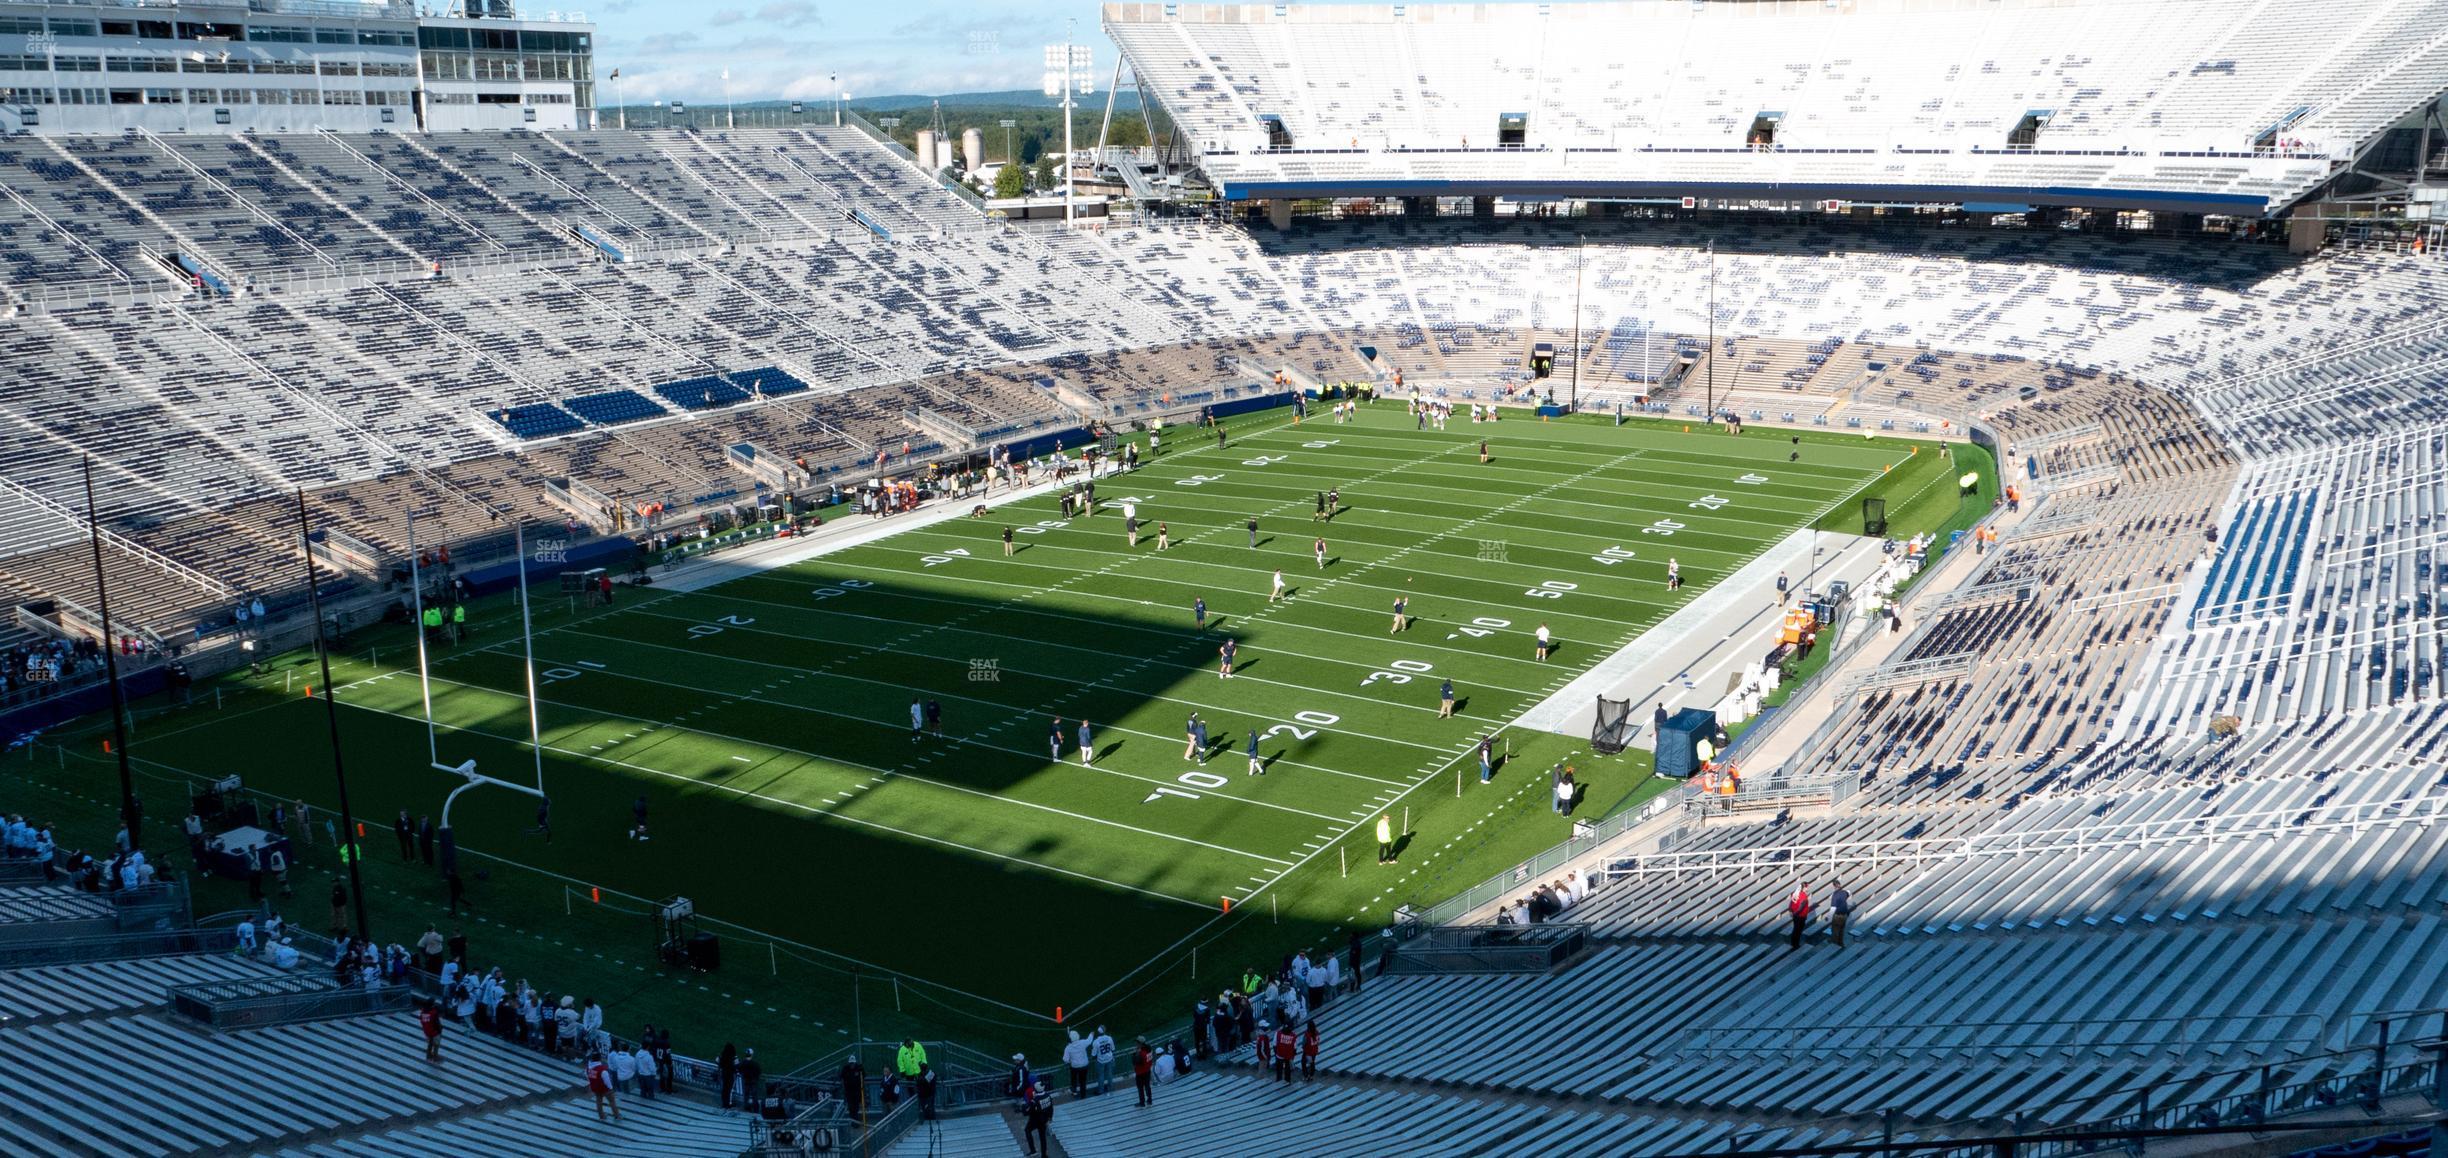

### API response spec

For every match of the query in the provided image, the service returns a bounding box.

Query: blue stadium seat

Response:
[652,375,749,412]
[487,403,585,440]
[563,389,670,426]
[731,366,810,398]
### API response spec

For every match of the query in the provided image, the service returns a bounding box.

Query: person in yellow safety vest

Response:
[421,605,442,641]
[450,603,466,643]
[896,1039,927,1081]
[1375,814,1397,865]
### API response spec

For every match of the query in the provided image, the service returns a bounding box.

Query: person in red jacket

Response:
[1299,1022,1321,1080]
[1132,1038,1156,1107]
[1272,1023,1296,1082]
[1787,885,1813,952]
[417,998,443,1063]
[586,1051,621,1122]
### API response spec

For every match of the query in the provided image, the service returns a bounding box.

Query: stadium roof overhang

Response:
[1206,176,2270,216]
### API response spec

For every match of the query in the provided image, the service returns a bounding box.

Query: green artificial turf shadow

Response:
[14,401,1965,1054]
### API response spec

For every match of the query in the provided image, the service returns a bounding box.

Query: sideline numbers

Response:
[1526,580,1578,599]
[1177,474,1226,487]
[810,578,873,600]
[1642,519,1686,536]
[1151,712,1341,802]
[1301,439,1341,449]
[1264,711,1342,741]
[1013,520,1067,536]
[920,547,971,567]
[687,614,757,638]
[1241,454,1286,467]
[1736,473,1769,485]
[1449,616,1511,641]
[1591,546,1637,566]
[1362,659,1433,687]
[1688,494,1730,511]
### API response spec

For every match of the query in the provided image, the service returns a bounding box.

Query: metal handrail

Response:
[1597,787,2448,892]
[1381,921,1588,975]
[1412,792,1683,926]
[0,925,231,969]
[1672,1010,2332,1063]
[1748,1010,2448,1156]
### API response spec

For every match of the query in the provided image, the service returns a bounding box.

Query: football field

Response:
[84,404,1970,1031]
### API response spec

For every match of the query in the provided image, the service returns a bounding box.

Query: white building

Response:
[0,0,593,136]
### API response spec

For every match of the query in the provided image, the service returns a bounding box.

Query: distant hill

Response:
[605,91,1151,117]
[851,90,1149,113]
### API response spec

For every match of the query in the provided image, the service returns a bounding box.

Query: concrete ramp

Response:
[1516,527,1888,747]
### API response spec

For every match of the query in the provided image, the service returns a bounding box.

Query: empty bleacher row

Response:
[1619,912,2448,1123]
[1050,1070,1836,1156]
[1866,760,2448,934]
[1559,807,2000,938]
[0,951,269,1026]
[1772,387,2237,809]
[0,883,744,1158]
[2124,422,2448,739]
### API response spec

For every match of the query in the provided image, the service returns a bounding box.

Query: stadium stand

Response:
[1101,0,2442,213]
[2,10,2447,1142]
[0,878,745,1157]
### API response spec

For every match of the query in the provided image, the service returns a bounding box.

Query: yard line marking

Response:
[1062,439,1671,1022]
[610,607,1486,741]
[362,666,1302,864]
[481,637,1365,820]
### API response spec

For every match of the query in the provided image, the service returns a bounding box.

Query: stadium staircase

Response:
[0,875,752,1157]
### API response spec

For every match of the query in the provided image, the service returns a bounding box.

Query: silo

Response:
[936,138,959,172]
[914,129,938,170]
[961,128,984,175]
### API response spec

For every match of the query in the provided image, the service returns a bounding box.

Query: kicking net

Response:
[1591,696,1634,756]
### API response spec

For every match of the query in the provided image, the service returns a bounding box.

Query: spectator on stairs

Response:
[585,1051,622,1123]
[1021,1083,1054,1155]
[418,997,444,1064]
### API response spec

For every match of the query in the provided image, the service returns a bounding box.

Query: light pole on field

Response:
[1705,240,1718,422]
[1570,234,1585,412]
[1043,23,1094,228]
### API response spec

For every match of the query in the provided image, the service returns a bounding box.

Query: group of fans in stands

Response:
[3,636,118,697]
[8,811,162,895]
[1494,868,1591,926]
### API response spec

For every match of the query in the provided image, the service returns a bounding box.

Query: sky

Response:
[583,0,1115,104]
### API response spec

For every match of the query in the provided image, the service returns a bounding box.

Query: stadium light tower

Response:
[78,458,138,857]
[1570,234,1585,412]
[1704,240,1717,421]
[1043,24,1094,227]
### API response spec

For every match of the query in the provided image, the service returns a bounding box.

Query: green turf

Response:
[10,403,1980,1059]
